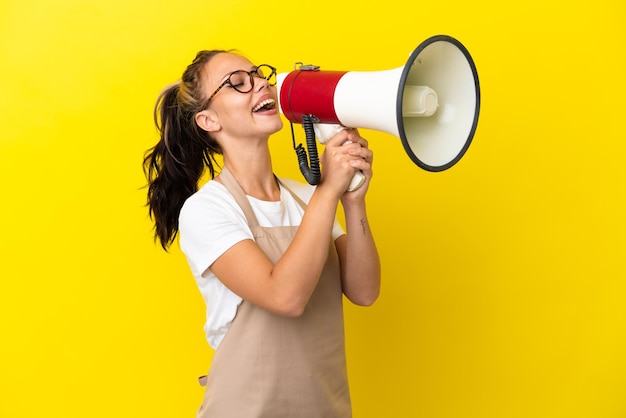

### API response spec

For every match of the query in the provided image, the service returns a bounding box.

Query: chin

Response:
[267,117,284,134]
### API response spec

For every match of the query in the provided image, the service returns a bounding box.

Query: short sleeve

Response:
[179,181,253,279]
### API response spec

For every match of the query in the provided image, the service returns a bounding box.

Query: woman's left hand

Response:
[339,128,373,204]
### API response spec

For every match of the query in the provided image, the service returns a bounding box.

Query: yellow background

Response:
[1,0,625,417]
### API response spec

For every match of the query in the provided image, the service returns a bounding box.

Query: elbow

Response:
[270,294,309,318]
[363,293,380,307]
[346,286,380,307]
[281,304,307,318]
[274,304,306,318]
[352,291,379,307]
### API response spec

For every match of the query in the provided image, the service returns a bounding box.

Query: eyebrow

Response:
[218,65,257,83]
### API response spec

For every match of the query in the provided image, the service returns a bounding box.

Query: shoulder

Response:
[180,180,239,224]
[178,180,249,243]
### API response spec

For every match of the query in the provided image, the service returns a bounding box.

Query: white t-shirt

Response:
[179,177,345,350]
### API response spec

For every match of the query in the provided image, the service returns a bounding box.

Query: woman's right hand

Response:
[318,129,366,197]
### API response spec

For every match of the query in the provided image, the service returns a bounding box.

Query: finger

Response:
[325,128,353,147]
[362,149,373,163]
[346,130,368,148]
[349,158,373,175]
[347,144,373,162]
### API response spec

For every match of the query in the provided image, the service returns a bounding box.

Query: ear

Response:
[195,109,221,133]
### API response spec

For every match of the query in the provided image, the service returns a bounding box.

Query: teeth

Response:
[253,98,276,112]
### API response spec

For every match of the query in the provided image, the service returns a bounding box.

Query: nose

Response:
[253,75,270,93]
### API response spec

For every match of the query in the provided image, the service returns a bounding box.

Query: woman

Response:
[143,49,381,417]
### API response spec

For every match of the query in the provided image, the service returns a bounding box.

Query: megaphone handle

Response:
[313,123,345,143]
[313,123,366,192]
[347,170,366,192]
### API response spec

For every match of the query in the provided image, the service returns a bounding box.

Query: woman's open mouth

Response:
[253,98,276,113]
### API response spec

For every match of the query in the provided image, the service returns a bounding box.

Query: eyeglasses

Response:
[204,64,277,108]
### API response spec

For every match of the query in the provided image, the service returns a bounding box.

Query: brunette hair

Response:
[143,50,227,250]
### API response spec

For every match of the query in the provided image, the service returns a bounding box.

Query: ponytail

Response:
[143,50,226,250]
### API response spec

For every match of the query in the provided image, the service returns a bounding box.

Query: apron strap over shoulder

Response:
[218,166,260,227]
[220,167,310,225]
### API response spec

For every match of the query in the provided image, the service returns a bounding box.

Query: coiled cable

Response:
[290,114,321,185]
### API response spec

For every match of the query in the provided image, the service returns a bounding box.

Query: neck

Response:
[221,146,280,201]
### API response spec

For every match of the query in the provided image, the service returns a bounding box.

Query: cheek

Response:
[218,99,251,123]
[217,109,255,137]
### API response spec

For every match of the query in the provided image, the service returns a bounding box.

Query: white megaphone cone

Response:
[275,35,480,190]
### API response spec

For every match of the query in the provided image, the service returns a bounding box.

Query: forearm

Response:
[270,186,341,314]
[339,201,381,305]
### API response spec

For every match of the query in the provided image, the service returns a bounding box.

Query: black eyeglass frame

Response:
[203,64,277,108]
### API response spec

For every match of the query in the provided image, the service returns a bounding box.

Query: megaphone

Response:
[276,34,480,190]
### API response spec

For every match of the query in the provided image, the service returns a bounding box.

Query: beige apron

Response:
[196,167,351,418]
